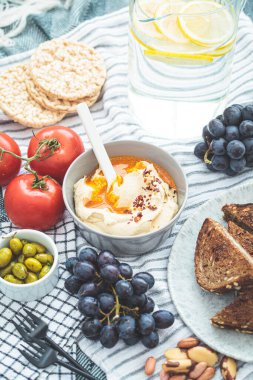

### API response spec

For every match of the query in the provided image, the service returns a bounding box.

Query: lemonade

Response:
[128,0,244,138]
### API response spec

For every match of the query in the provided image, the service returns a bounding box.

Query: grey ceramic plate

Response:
[168,181,253,362]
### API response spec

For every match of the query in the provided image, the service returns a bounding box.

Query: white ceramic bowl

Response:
[0,230,58,302]
[63,140,188,255]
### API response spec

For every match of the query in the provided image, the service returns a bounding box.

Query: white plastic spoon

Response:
[77,103,118,189]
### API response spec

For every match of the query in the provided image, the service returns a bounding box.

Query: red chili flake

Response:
[133,195,145,209]
[124,209,132,214]
[134,212,143,223]
[148,205,157,211]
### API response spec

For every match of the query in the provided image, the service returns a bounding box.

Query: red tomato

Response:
[4,174,65,231]
[0,133,21,186]
[28,125,84,184]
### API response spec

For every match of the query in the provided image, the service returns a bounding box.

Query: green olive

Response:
[23,243,37,257]
[18,254,25,264]
[25,258,42,273]
[31,243,46,253]
[35,253,48,264]
[47,254,54,265]
[9,238,23,255]
[12,263,28,280]
[25,272,38,283]
[4,274,23,284]
[39,265,51,279]
[0,262,15,278]
[0,248,12,268]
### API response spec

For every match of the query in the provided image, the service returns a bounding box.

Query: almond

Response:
[170,376,187,380]
[187,346,218,367]
[189,362,208,379]
[220,356,237,380]
[177,337,200,349]
[160,368,170,380]
[198,367,216,380]
[145,356,156,376]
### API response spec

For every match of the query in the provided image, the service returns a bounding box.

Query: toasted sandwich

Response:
[223,203,253,234]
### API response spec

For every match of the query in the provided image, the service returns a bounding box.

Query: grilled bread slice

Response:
[223,203,253,234]
[211,290,253,334]
[195,218,253,293]
[228,221,253,256]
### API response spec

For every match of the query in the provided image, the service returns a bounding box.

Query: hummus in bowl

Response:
[74,156,178,237]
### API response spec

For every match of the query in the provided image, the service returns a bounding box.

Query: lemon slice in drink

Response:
[155,1,189,44]
[133,0,167,40]
[178,0,235,47]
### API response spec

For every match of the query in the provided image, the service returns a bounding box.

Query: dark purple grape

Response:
[141,331,159,348]
[202,125,213,144]
[243,138,253,154]
[225,126,240,142]
[138,314,155,336]
[208,119,225,138]
[206,160,216,172]
[246,154,253,167]
[115,280,133,298]
[78,282,99,298]
[100,325,119,348]
[79,247,98,265]
[117,316,136,339]
[230,158,246,173]
[194,142,208,160]
[242,104,253,121]
[97,280,112,294]
[139,297,155,313]
[78,296,99,317]
[239,120,253,137]
[225,167,238,176]
[211,155,229,171]
[81,318,102,340]
[100,264,119,283]
[124,294,147,308]
[64,275,82,294]
[97,293,115,313]
[231,103,243,111]
[131,277,149,295]
[124,334,140,346]
[153,310,174,329]
[98,250,118,268]
[216,114,225,123]
[134,272,155,289]
[65,257,78,274]
[73,261,95,282]
[119,263,133,279]
[210,138,226,155]
[226,140,245,159]
[223,105,242,126]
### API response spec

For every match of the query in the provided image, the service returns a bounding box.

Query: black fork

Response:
[13,307,94,378]
[19,338,96,379]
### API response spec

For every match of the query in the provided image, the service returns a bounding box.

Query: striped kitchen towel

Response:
[1,7,253,380]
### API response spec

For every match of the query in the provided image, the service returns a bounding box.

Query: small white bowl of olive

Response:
[0,229,58,302]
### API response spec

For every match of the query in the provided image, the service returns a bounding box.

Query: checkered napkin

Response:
[1,7,253,380]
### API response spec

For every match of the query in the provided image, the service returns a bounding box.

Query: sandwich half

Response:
[228,221,253,256]
[195,218,253,293]
[211,290,253,334]
[223,203,253,234]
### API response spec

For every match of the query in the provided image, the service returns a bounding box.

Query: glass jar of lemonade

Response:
[128,0,246,138]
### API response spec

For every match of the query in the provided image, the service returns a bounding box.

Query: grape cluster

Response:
[194,104,253,175]
[64,248,174,349]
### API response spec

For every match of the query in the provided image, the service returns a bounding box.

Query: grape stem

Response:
[204,147,212,165]
[111,286,120,321]
[0,137,60,190]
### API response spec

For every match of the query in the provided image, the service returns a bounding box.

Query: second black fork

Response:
[13,306,89,374]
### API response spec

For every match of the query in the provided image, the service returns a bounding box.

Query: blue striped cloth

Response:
[1,6,253,380]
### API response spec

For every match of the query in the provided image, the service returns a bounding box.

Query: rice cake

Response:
[30,39,106,101]
[0,64,66,128]
[25,72,100,113]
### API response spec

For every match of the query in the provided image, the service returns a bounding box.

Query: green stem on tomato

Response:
[0,137,61,190]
